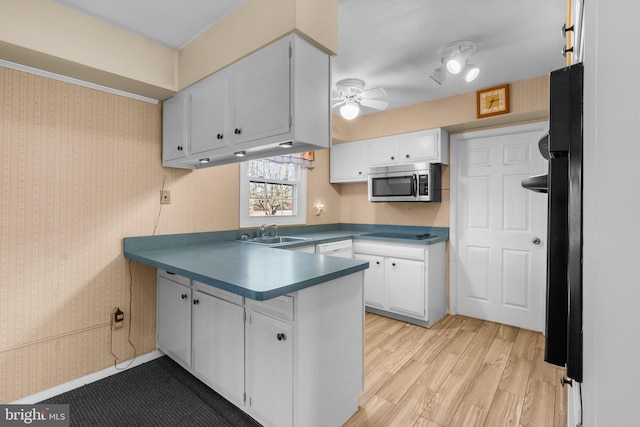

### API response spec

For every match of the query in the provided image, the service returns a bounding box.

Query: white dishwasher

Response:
[316,240,353,258]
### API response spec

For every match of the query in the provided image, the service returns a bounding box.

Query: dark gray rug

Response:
[41,356,262,426]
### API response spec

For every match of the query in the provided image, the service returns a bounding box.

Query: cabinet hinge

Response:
[243,392,246,403]
[243,311,246,323]
[289,45,292,58]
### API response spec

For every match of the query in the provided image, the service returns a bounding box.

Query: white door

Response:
[192,291,245,406]
[156,277,191,367]
[452,123,547,331]
[386,257,425,318]
[246,310,293,427]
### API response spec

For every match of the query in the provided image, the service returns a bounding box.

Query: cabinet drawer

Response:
[249,295,294,322]
[353,241,425,261]
[193,281,243,305]
[158,269,191,287]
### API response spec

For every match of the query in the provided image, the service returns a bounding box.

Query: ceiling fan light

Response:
[340,103,360,120]
[463,64,480,82]
[445,56,465,74]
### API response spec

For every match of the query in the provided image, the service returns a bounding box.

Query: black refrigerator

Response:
[522,63,583,382]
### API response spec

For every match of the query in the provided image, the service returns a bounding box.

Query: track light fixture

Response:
[430,40,479,85]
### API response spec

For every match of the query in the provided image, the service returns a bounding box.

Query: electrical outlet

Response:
[160,190,171,204]
[112,308,125,330]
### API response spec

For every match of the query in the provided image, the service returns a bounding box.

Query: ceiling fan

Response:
[332,78,389,120]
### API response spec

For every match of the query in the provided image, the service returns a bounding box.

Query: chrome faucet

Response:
[260,223,278,238]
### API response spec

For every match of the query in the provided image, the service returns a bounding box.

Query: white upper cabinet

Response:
[229,38,291,146]
[399,128,448,164]
[189,71,229,155]
[162,91,189,162]
[330,141,368,183]
[162,34,330,169]
[331,128,449,183]
[368,136,398,166]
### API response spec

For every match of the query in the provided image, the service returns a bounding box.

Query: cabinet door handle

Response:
[406,154,410,158]
[177,145,183,151]
[234,128,242,135]
[392,262,396,267]
[193,299,200,305]
[376,261,380,265]
[276,333,287,341]
[391,156,395,160]
[181,294,187,299]
[217,133,224,140]
[358,171,362,175]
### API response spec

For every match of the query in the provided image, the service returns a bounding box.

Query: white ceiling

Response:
[53,0,567,114]
[53,0,247,50]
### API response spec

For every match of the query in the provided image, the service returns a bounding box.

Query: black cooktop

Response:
[362,232,432,240]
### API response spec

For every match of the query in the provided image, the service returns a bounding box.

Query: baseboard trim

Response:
[10,350,165,404]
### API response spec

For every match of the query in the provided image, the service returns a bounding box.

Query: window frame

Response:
[239,159,307,228]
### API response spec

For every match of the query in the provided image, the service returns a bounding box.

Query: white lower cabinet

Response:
[354,240,446,327]
[157,275,192,368]
[156,270,364,427]
[386,257,426,318]
[191,289,245,406]
[246,310,294,427]
[354,253,385,309]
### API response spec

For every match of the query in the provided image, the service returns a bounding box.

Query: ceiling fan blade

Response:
[360,87,387,99]
[360,98,389,110]
[331,99,346,108]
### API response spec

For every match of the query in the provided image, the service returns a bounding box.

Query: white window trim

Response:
[239,161,307,228]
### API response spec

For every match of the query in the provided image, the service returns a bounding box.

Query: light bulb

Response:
[340,103,360,120]
[463,64,480,82]
[446,56,465,74]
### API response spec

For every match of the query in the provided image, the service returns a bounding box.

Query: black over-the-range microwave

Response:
[368,162,442,202]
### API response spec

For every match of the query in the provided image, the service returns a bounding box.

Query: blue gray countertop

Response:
[124,223,448,301]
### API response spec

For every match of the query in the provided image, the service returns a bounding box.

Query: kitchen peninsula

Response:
[124,230,369,427]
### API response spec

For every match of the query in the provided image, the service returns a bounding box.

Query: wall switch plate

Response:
[160,190,171,204]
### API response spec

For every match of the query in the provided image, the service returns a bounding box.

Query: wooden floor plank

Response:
[520,378,556,427]
[511,329,538,361]
[379,382,435,427]
[554,368,568,427]
[344,395,395,427]
[414,417,443,427]
[530,346,558,384]
[484,389,524,427]
[421,373,472,426]
[498,355,533,397]
[359,367,394,407]
[345,314,567,427]
[376,359,427,404]
[364,347,391,375]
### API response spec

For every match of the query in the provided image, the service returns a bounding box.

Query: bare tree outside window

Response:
[247,159,299,217]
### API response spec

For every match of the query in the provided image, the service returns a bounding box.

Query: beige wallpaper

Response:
[0,65,340,402]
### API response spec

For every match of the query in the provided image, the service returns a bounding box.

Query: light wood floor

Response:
[344,313,568,427]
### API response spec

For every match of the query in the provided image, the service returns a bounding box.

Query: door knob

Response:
[532,237,541,245]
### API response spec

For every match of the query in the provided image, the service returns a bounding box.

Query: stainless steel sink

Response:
[242,236,311,246]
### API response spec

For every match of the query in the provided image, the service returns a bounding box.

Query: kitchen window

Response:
[239,156,307,228]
